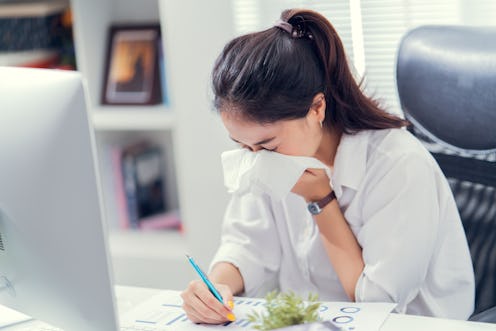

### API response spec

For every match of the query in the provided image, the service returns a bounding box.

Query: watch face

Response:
[307,202,321,215]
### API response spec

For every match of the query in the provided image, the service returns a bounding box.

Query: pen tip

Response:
[185,254,191,258]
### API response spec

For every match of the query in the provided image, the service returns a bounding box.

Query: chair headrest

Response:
[396,25,496,152]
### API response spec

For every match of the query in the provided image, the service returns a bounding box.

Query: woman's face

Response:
[220,105,324,157]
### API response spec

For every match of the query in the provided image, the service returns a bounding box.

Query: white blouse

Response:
[210,128,475,320]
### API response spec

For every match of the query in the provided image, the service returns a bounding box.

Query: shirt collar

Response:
[331,130,369,197]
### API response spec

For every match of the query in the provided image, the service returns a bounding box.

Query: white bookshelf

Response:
[92,108,176,131]
[108,230,193,290]
[71,0,235,289]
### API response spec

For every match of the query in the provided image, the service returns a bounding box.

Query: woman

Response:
[181,8,474,323]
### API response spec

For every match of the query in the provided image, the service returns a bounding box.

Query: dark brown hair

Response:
[212,8,408,133]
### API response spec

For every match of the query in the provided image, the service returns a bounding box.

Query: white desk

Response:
[2,286,496,331]
[115,286,496,331]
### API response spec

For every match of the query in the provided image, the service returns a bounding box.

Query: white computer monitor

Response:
[0,67,119,331]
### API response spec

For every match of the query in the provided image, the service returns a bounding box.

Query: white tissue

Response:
[221,149,331,200]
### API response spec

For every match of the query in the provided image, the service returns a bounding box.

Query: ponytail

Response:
[212,8,408,133]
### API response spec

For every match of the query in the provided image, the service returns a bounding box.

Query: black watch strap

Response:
[316,190,336,209]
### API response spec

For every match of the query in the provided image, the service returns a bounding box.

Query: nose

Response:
[243,144,263,152]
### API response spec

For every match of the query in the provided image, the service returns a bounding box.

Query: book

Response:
[0,0,76,69]
[0,0,68,18]
[111,146,131,229]
[120,141,172,229]
[139,209,181,231]
[0,49,59,67]
[157,37,170,107]
[121,143,142,228]
[0,0,69,52]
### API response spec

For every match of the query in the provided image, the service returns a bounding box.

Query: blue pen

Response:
[186,254,224,303]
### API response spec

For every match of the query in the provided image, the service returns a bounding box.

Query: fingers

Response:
[181,280,235,324]
[217,284,235,310]
[183,298,225,324]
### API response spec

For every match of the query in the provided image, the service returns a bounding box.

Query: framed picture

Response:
[102,24,162,105]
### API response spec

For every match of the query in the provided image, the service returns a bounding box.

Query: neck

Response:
[315,127,342,168]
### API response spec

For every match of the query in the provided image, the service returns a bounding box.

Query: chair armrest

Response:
[469,306,496,323]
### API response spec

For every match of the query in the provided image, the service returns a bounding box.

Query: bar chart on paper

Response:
[120,290,396,331]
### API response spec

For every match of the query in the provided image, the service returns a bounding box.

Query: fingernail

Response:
[227,312,236,321]
[228,300,234,309]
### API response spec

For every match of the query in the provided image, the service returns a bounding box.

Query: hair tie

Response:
[274,19,293,34]
[274,19,314,40]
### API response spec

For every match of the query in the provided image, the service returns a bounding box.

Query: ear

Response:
[307,92,326,124]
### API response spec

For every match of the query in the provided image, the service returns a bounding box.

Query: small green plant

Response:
[247,291,322,331]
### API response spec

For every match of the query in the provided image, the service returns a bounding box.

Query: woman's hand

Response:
[291,168,332,202]
[181,280,236,324]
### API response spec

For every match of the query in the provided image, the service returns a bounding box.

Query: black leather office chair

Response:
[396,25,496,322]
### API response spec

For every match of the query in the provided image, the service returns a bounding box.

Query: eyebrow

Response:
[230,136,276,146]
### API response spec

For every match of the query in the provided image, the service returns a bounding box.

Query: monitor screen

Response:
[0,67,118,331]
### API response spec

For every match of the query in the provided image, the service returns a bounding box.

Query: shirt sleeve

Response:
[354,152,440,313]
[209,192,281,297]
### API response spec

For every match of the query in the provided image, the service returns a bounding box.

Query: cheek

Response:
[279,134,317,156]
[276,120,322,156]
[292,128,321,156]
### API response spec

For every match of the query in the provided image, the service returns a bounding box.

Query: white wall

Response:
[159,0,236,264]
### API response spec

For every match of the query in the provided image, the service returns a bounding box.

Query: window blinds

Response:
[232,0,496,116]
[232,0,354,62]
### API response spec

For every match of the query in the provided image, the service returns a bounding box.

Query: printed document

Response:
[121,290,396,331]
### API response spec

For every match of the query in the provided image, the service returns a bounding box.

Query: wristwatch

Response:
[307,191,336,215]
